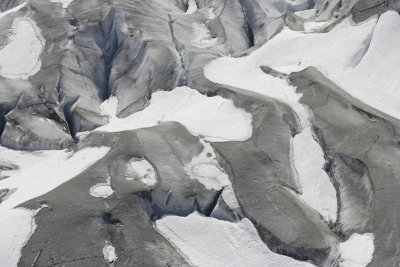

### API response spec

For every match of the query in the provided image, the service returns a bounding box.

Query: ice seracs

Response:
[0,17,45,79]
[96,86,253,142]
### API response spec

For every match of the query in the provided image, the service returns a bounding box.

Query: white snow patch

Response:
[0,17,45,79]
[95,86,252,142]
[0,208,36,267]
[207,12,400,120]
[0,2,26,21]
[49,0,74,8]
[185,0,197,14]
[191,23,218,48]
[206,8,217,19]
[257,0,311,17]
[156,212,315,267]
[99,96,119,121]
[339,233,374,267]
[126,159,157,187]
[102,241,117,263]
[292,127,337,222]
[184,140,241,215]
[205,45,309,128]
[0,146,110,211]
[90,177,113,199]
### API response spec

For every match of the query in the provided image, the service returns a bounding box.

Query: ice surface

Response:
[339,233,374,267]
[156,212,315,267]
[292,127,337,222]
[0,17,45,79]
[96,86,253,142]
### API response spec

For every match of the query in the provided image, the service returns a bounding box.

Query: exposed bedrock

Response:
[289,67,400,266]
[211,89,338,265]
[19,122,226,266]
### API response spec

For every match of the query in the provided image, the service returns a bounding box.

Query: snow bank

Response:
[156,212,314,267]
[0,146,110,211]
[0,17,45,79]
[184,140,241,216]
[292,127,337,222]
[339,233,374,267]
[0,208,36,267]
[96,86,252,142]
[125,159,157,187]
[207,12,400,120]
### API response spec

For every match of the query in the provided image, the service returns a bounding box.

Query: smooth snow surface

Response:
[339,233,374,267]
[0,2,26,21]
[0,17,45,79]
[207,12,400,120]
[0,146,110,211]
[0,208,36,267]
[89,177,113,198]
[156,212,315,267]
[126,159,157,187]
[49,0,74,8]
[292,127,337,222]
[102,241,117,263]
[184,140,242,216]
[96,86,252,142]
